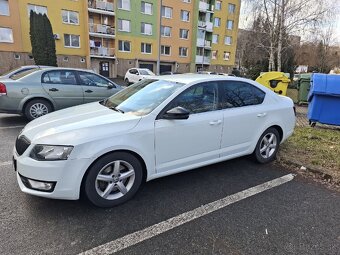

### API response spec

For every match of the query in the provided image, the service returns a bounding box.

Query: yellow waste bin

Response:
[255,72,291,96]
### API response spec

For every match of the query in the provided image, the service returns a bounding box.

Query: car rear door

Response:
[41,70,84,109]
[218,80,267,157]
[155,82,223,173]
[77,71,120,103]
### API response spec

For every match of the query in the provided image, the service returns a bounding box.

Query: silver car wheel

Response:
[95,160,135,200]
[259,133,277,159]
[30,103,49,118]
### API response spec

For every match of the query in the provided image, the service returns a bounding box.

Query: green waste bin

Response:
[297,73,312,104]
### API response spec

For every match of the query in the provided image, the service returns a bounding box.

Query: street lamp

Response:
[157,0,163,75]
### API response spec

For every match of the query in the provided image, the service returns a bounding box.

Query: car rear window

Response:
[10,69,39,80]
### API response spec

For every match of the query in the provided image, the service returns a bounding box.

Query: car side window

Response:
[220,81,265,109]
[42,71,77,85]
[78,72,114,88]
[169,82,218,114]
[129,69,137,74]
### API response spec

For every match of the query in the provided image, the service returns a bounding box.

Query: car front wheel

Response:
[253,128,280,164]
[84,152,143,207]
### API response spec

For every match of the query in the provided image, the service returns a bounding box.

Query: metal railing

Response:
[89,24,115,35]
[90,47,115,57]
[88,0,114,12]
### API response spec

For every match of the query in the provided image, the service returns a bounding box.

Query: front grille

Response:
[15,136,31,156]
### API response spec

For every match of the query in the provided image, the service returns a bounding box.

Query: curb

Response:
[277,156,339,185]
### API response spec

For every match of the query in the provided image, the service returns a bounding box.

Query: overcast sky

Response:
[239,1,340,45]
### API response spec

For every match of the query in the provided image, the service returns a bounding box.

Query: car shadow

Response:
[0,114,28,127]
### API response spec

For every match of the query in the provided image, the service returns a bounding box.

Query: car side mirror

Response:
[107,83,115,89]
[162,106,190,120]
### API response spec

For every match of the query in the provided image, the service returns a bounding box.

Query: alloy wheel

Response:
[259,133,277,159]
[30,103,49,119]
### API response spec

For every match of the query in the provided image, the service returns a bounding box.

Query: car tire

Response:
[125,78,130,86]
[84,152,143,208]
[24,99,52,121]
[253,127,280,164]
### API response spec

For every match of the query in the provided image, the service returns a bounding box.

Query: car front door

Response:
[77,71,120,103]
[155,82,223,173]
[219,80,267,157]
[128,69,139,83]
[41,70,84,109]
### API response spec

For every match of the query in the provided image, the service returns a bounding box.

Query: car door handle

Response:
[257,113,267,117]
[209,120,222,125]
[85,90,93,93]
[49,88,59,92]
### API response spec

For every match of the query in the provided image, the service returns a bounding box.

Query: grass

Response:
[280,126,340,181]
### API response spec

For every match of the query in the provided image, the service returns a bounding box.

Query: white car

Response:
[124,68,155,85]
[13,75,296,207]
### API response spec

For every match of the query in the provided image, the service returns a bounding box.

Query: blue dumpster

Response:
[307,73,340,126]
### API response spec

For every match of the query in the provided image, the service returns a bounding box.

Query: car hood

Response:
[21,102,142,145]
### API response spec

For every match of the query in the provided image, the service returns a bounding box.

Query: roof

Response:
[153,73,252,84]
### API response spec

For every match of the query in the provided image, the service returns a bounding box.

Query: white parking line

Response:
[0,161,12,166]
[0,125,24,130]
[79,173,295,255]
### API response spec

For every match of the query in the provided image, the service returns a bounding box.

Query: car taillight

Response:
[0,83,7,95]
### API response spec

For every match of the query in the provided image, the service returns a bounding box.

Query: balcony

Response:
[90,47,116,59]
[198,21,213,32]
[89,24,115,39]
[88,0,115,16]
[196,55,211,65]
[204,40,211,48]
[199,1,214,12]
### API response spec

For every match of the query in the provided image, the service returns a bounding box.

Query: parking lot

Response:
[0,113,339,255]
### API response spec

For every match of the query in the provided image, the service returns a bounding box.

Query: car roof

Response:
[37,67,95,73]
[153,73,253,84]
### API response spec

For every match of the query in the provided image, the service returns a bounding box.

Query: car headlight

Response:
[30,145,73,161]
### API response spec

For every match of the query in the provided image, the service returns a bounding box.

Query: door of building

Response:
[160,64,172,74]
[139,63,154,72]
[100,62,110,77]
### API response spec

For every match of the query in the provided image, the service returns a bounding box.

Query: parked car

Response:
[0,65,50,79]
[0,67,122,120]
[197,71,218,75]
[124,68,155,85]
[13,74,296,207]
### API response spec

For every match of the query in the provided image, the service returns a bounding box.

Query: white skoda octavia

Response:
[13,75,295,207]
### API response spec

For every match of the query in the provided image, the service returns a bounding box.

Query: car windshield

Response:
[139,69,154,75]
[104,79,183,116]
[10,69,39,80]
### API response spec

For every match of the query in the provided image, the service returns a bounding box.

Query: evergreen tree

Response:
[29,11,57,66]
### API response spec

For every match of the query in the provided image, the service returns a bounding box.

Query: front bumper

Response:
[14,151,94,200]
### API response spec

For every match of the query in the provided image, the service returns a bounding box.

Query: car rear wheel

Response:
[84,152,143,207]
[253,128,280,164]
[24,99,52,121]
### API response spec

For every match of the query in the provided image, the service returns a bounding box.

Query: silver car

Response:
[0,67,122,120]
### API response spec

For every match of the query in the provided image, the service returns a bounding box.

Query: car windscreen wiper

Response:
[109,106,124,114]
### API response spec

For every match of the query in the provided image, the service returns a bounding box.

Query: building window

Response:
[0,27,13,43]
[14,53,20,60]
[161,45,171,56]
[141,22,152,35]
[63,56,69,62]
[141,1,152,15]
[62,10,79,25]
[118,19,131,32]
[228,3,236,14]
[118,0,130,10]
[180,10,190,22]
[118,40,131,52]
[215,1,221,11]
[0,0,9,16]
[141,43,152,54]
[214,17,221,27]
[179,29,189,39]
[224,36,232,45]
[223,51,230,60]
[161,26,171,37]
[64,34,80,48]
[27,4,47,16]
[212,34,219,44]
[161,6,172,18]
[227,20,234,30]
[179,47,188,57]
[212,50,218,59]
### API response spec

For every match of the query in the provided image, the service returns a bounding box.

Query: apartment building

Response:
[0,0,240,77]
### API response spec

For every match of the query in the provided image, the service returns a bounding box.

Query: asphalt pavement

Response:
[0,113,339,255]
